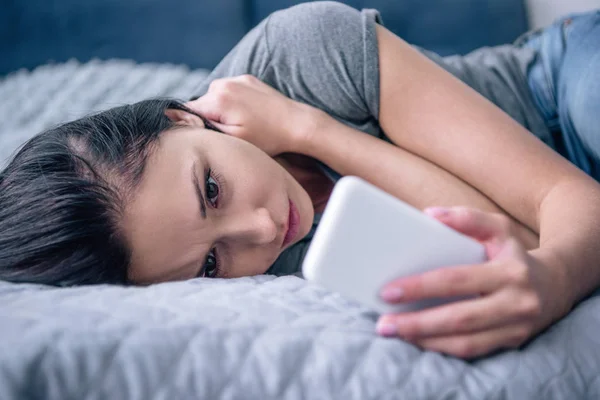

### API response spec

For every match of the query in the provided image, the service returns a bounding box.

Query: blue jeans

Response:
[518,10,600,180]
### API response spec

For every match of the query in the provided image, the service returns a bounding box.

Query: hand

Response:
[186,75,320,156]
[376,207,568,359]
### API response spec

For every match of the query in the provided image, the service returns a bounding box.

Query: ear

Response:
[164,109,205,128]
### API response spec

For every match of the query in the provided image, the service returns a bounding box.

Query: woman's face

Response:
[122,114,314,284]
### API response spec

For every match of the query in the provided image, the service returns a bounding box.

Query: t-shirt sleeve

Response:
[191,2,384,137]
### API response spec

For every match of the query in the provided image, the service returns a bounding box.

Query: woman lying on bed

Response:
[1,2,599,359]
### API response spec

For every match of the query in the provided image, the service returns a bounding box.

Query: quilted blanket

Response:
[2,61,600,400]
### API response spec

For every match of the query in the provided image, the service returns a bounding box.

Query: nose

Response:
[222,207,279,246]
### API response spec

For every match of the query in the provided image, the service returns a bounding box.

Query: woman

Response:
[1,2,599,359]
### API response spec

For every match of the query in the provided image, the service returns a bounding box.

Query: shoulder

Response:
[265,2,380,50]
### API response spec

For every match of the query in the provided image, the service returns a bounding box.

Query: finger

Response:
[184,98,242,136]
[185,95,223,122]
[380,262,508,303]
[377,291,519,338]
[413,324,530,359]
[207,120,242,136]
[424,207,511,243]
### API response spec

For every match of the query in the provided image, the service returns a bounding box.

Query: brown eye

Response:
[205,171,219,206]
[203,248,219,278]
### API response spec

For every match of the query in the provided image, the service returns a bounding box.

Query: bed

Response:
[1,61,600,400]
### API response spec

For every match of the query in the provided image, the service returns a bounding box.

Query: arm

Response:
[189,72,552,255]
[191,76,538,249]
[370,25,600,310]
[290,28,600,357]
[295,108,539,249]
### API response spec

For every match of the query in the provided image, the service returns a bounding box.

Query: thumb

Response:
[423,207,510,243]
[184,98,239,136]
[185,94,223,123]
[207,120,243,136]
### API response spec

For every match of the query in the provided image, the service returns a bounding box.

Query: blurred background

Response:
[527,0,600,28]
[2,0,598,77]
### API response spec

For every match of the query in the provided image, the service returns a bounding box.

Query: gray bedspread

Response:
[2,61,600,400]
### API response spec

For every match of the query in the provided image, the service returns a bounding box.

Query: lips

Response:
[282,199,300,248]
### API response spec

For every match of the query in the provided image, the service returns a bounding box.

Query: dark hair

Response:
[0,99,203,286]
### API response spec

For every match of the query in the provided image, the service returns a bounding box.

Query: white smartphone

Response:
[302,176,487,314]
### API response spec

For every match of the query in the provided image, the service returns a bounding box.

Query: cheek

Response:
[228,251,274,278]
[232,145,289,190]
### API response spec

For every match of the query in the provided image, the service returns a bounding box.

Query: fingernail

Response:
[424,207,450,218]
[376,322,398,337]
[380,287,404,302]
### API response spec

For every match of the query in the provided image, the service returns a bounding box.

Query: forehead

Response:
[121,130,211,283]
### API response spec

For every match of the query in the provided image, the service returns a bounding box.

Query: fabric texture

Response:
[253,0,529,57]
[520,10,600,180]
[0,59,210,168]
[1,276,600,399]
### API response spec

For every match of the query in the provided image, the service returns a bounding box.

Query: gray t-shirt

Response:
[191,2,546,276]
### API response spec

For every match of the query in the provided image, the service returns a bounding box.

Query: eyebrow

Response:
[192,161,207,219]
